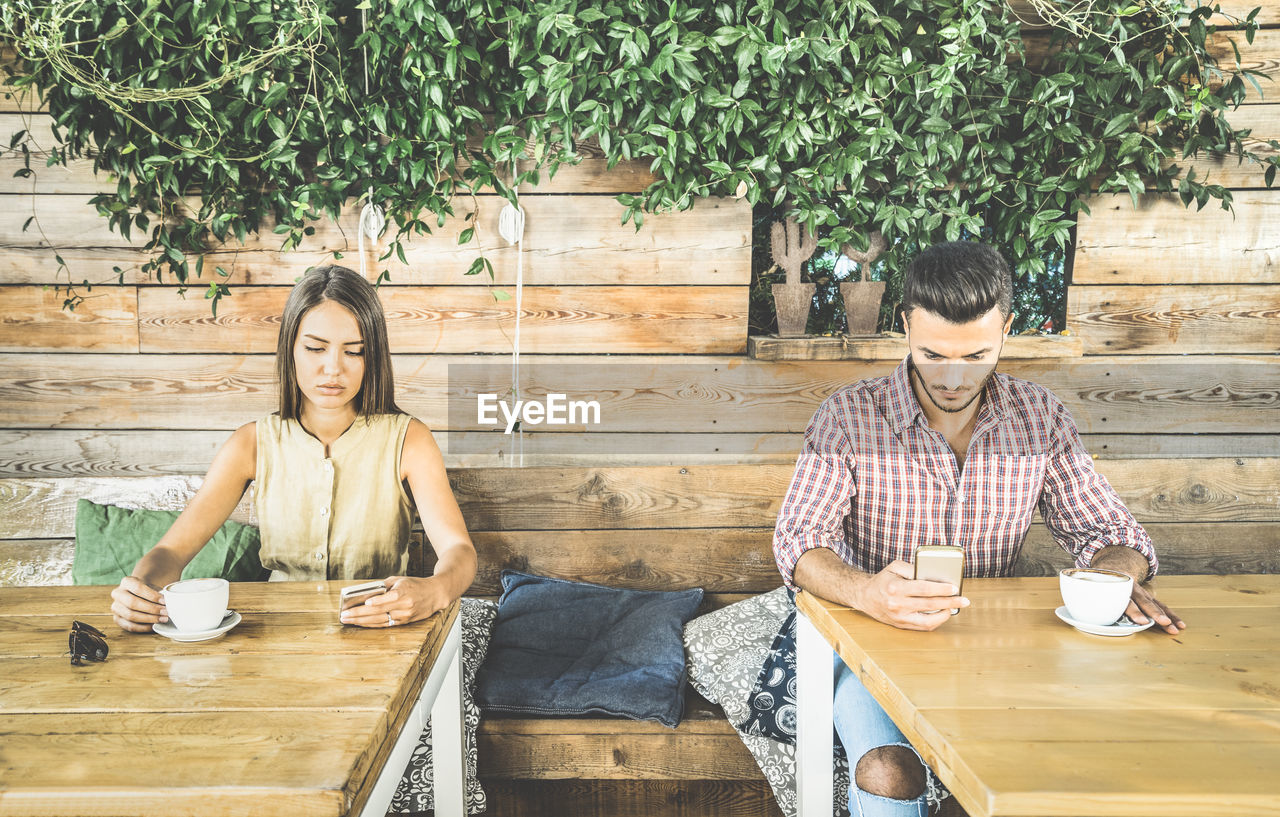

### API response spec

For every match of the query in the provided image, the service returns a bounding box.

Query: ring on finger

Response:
[387,612,394,627]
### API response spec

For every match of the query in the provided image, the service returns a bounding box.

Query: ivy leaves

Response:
[2,0,1273,304]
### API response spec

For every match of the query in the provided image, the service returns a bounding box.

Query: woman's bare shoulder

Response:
[212,421,259,479]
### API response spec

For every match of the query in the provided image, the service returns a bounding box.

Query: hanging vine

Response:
[0,0,1274,313]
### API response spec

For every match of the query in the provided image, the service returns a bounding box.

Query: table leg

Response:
[360,612,464,817]
[796,608,835,817]
[431,614,465,817]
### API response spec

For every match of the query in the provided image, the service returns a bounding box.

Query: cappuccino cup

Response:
[1059,568,1133,626]
[161,578,230,632]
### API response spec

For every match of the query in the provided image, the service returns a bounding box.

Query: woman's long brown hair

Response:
[276,265,401,420]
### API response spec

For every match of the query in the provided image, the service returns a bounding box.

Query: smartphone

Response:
[339,581,387,616]
[913,545,965,615]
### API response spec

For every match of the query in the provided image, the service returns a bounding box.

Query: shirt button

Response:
[314,552,324,561]
[956,493,966,503]
[319,507,329,517]
[323,461,333,472]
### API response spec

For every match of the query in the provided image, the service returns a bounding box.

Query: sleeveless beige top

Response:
[254,413,414,581]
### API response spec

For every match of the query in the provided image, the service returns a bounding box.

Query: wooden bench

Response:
[3,458,1277,816]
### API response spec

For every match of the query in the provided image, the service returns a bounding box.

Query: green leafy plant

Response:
[1,0,1273,315]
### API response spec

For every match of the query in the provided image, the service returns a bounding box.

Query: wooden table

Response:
[795,575,1280,817]
[0,582,464,817]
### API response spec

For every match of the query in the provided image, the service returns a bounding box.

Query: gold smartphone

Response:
[913,545,965,615]
[339,581,387,617]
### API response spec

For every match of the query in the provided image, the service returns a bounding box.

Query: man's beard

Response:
[910,362,998,414]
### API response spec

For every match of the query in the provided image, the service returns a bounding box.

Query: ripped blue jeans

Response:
[833,652,929,817]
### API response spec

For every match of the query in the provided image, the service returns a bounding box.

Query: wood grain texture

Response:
[747,334,1083,361]
[0,475,255,539]
[0,46,41,113]
[0,587,458,817]
[475,780,787,817]
[0,284,138,352]
[0,712,372,817]
[0,428,814,475]
[476,733,763,780]
[1079,434,1280,459]
[4,517,1271,591]
[799,575,1280,817]
[427,456,1280,528]
[1168,104,1280,189]
[457,528,779,594]
[0,429,229,476]
[0,112,101,195]
[0,538,73,586]
[137,285,748,355]
[1074,192,1280,284]
[447,465,793,532]
[1,429,1275,478]
[0,194,751,287]
[1206,28,1280,102]
[1,457,1276,542]
[1016,522,1280,576]
[3,354,1276,434]
[0,609,457,659]
[1068,284,1280,354]
[1004,356,1279,435]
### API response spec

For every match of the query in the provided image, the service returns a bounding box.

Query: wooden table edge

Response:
[796,590,998,817]
[343,599,461,817]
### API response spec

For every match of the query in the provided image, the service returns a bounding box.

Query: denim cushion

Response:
[475,570,704,728]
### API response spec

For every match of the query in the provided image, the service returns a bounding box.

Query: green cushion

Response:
[72,499,269,586]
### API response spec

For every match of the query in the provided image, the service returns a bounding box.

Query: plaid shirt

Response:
[774,357,1158,587]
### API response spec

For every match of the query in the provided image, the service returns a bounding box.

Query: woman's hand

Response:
[110,576,169,633]
[339,576,453,628]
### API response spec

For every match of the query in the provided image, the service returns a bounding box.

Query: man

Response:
[773,241,1185,817]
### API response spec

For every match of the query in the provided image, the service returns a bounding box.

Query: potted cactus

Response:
[770,217,818,337]
[839,230,888,335]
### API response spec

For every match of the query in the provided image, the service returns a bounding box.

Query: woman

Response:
[111,265,476,631]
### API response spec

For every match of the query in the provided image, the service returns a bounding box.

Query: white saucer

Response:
[1054,606,1154,637]
[154,611,241,642]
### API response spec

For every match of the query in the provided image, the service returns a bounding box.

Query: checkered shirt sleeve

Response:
[1040,399,1159,580]
[773,396,856,589]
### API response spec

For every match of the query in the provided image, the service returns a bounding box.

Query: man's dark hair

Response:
[901,241,1013,324]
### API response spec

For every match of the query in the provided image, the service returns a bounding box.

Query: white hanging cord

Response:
[356,5,384,279]
[499,160,526,466]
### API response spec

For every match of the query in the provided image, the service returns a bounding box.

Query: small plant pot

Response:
[772,283,815,337]
[840,280,887,335]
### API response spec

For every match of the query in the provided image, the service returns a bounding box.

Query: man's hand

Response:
[853,560,969,632]
[1123,582,1185,636]
[1090,545,1186,635]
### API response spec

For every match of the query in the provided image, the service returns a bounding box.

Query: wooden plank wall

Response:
[3,15,1277,817]
[5,21,1280,476]
[0,56,759,473]
[1064,20,1280,463]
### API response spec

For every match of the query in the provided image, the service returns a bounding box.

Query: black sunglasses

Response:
[69,620,109,666]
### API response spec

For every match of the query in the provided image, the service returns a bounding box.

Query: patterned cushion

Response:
[391,598,498,815]
[682,588,851,817]
[738,610,801,743]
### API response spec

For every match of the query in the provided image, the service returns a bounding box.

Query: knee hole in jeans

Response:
[853,745,926,801]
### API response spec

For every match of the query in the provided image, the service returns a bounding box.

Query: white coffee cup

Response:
[162,578,230,632]
[1059,568,1133,626]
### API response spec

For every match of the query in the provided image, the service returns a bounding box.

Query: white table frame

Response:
[361,612,465,817]
[796,606,836,817]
